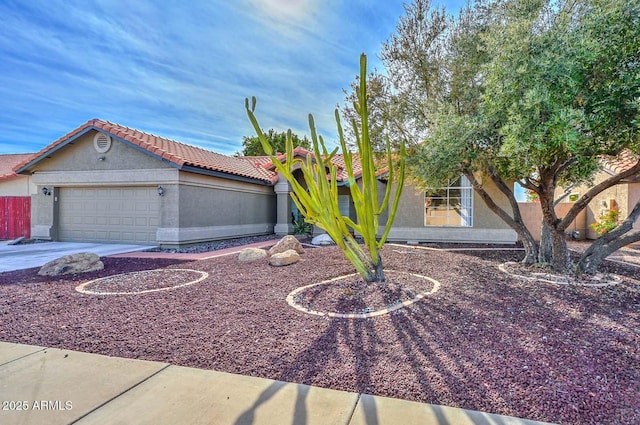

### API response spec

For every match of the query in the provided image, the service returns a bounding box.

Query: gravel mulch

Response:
[1,246,639,425]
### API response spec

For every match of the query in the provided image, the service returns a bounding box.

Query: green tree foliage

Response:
[236,129,310,157]
[246,54,406,282]
[374,0,639,274]
[483,0,640,273]
[372,0,540,264]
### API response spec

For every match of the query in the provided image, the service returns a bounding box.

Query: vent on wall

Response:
[93,132,112,153]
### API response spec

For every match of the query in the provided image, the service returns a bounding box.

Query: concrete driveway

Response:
[0,242,154,273]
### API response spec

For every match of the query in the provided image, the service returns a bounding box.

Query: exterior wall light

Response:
[41,187,52,196]
[97,156,106,161]
[157,185,165,196]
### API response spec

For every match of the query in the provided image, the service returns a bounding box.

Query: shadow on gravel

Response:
[236,297,382,425]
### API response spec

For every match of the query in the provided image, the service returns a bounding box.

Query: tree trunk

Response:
[373,259,385,282]
[577,199,640,274]
[520,232,538,265]
[550,228,571,273]
[465,171,538,265]
[538,222,553,263]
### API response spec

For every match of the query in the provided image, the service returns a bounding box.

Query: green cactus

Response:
[245,54,405,282]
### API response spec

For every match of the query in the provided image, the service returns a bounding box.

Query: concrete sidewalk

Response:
[0,342,554,425]
[0,242,153,273]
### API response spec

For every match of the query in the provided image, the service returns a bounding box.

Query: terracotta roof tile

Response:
[262,148,367,183]
[0,153,37,181]
[16,119,278,184]
[12,118,372,186]
[600,149,640,176]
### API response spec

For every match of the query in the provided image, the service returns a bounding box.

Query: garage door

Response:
[59,187,160,244]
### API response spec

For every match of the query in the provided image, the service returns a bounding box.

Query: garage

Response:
[58,187,160,244]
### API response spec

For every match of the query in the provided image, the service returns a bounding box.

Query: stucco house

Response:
[0,153,36,196]
[582,150,640,239]
[517,150,640,240]
[14,119,277,246]
[0,153,36,239]
[12,118,518,246]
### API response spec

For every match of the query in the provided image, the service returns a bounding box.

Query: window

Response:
[424,176,473,227]
[338,195,350,217]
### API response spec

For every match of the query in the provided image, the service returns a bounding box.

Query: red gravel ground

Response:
[1,246,639,425]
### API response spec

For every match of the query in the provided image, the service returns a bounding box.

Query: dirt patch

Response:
[76,269,209,295]
[1,247,639,425]
[499,262,622,287]
[288,270,440,318]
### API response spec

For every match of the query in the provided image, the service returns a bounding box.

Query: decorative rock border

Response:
[75,269,209,295]
[286,270,441,319]
[498,262,621,287]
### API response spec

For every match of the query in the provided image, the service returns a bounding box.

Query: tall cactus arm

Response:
[244,53,405,283]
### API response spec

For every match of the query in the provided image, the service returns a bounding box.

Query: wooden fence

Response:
[0,196,31,239]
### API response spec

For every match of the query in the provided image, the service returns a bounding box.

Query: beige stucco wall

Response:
[382,178,517,244]
[24,130,276,244]
[32,130,172,172]
[155,172,275,245]
[0,175,35,196]
[518,202,588,241]
[566,173,631,239]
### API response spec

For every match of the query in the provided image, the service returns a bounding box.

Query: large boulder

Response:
[311,234,334,246]
[238,247,268,262]
[269,249,301,267]
[268,235,305,256]
[38,252,104,276]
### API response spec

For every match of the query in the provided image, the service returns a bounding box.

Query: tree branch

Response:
[559,159,640,231]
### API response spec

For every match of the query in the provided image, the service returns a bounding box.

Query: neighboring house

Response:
[0,153,36,239]
[0,153,36,196]
[14,118,518,246]
[517,150,640,240]
[584,150,640,239]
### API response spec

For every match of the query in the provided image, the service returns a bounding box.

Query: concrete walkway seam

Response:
[0,347,47,368]
[68,363,172,425]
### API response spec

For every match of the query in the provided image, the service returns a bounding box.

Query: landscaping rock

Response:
[269,249,301,266]
[311,234,334,246]
[38,252,104,276]
[238,247,268,262]
[268,235,305,256]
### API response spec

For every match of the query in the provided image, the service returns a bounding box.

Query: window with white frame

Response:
[424,175,473,227]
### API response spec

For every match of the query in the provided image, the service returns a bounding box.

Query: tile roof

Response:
[12,118,372,186]
[263,147,367,183]
[16,119,278,184]
[0,153,36,181]
[600,149,640,177]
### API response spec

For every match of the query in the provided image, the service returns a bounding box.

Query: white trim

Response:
[31,169,178,186]
[157,223,275,244]
[382,226,517,244]
[424,175,474,227]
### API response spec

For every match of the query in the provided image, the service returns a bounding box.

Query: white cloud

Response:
[0,0,419,155]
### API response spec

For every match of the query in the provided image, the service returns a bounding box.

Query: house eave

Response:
[179,165,274,186]
[15,127,97,174]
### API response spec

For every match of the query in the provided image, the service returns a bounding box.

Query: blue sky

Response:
[0,0,467,156]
